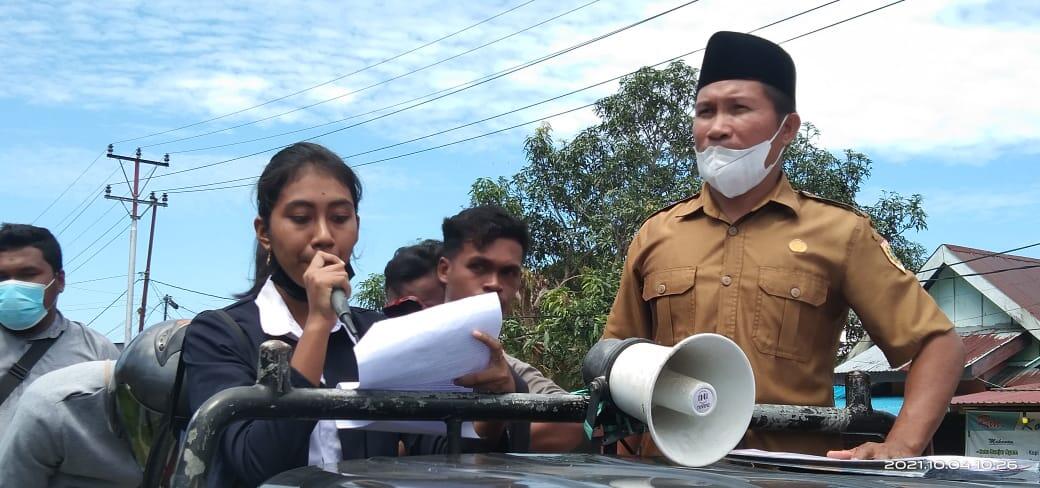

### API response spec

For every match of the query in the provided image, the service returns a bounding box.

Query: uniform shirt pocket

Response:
[641,267,696,345]
[753,267,829,361]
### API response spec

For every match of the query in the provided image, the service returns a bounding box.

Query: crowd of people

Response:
[0,31,964,487]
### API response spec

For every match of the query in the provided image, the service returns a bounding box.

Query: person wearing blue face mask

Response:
[0,223,120,438]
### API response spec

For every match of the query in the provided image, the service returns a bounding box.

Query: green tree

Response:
[353,273,386,310]
[472,61,928,388]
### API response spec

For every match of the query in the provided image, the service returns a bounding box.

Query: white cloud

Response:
[0,0,1037,164]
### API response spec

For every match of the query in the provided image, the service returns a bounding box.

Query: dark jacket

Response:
[182,296,528,488]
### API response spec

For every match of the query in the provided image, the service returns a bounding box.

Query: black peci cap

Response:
[697,31,796,104]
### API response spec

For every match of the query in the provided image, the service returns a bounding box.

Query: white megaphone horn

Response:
[582,333,755,467]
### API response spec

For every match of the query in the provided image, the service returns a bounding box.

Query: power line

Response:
[354,103,597,167]
[918,242,1040,276]
[164,101,596,195]
[67,274,125,285]
[163,0,844,162]
[89,288,128,327]
[156,0,862,195]
[56,189,103,236]
[920,264,1040,284]
[145,0,603,149]
[32,151,105,224]
[69,222,131,274]
[53,167,120,232]
[63,202,119,248]
[117,0,708,184]
[777,0,903,44]
[148,279,235,301]
[112,0,539,145]
[161,100,598,193]
[143,301,163,325]
[64,216,127,268]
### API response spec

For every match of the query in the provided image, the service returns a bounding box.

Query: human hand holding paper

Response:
[337,293,503,437]
[353,292,502,390]
[454,330,516,393]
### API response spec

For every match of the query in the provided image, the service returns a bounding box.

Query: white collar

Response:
[255,278,343,339]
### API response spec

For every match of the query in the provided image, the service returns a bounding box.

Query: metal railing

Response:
[171,340,895,487]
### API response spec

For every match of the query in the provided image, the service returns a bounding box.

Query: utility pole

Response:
[162,295,180,321]
[105,145,169,344]
[138,192,168,332]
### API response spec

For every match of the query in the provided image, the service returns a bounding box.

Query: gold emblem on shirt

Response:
[788,239,808,253]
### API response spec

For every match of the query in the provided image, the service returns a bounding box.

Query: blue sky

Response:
[1,0,1038,344]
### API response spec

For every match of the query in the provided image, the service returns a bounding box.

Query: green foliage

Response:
[474,60,930,385]
[353,273,386,310]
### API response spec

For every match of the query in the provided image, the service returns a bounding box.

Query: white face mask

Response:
[695,115,789,198]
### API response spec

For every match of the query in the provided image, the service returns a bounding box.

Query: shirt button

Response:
[721,275,732,286]
[727,226,739,236]
[656,284,667,295]
[790,287,801,298]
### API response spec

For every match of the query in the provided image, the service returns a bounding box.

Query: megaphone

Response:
[582,333,755,467]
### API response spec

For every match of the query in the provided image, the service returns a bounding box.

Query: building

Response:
[835,244,1040,458]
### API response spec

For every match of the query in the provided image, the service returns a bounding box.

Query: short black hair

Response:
[442,205,530,259]
[762,83,795,121]
[384,239,443,296]
[0,223,63,272]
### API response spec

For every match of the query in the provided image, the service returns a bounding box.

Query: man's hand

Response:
[454,331,516,394]
[827,439,918,460]
[455,331,516,445]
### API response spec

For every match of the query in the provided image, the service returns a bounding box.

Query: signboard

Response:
[966,410,1040,461]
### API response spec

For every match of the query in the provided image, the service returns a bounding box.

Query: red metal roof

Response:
[1003,368,1040,387]
[835,330,1024,374]
[943,244,1040,323]
[952,382,1040,407]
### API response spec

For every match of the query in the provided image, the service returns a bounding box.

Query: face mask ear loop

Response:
[765,114,791,168]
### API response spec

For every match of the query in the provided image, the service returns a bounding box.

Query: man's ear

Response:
[55,269,65,294]
[779,112,801,146]
[437,256,451,286]
[254,216,271,252]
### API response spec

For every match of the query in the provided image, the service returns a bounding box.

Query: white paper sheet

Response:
[335,292,501,437]
[354,292,502,389]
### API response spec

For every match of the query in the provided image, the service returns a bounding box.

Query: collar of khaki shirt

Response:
[674,173,802,222]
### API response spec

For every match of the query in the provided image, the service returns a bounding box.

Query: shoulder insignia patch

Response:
[879,238,908,273]
[798,191,869,218]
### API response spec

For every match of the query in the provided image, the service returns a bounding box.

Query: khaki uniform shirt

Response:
[604,174,953,455]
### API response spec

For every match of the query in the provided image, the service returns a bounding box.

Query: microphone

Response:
[331,263,359,342]
[331,288,359,342]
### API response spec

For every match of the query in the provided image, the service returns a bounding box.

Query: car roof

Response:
[261,453,1039,487]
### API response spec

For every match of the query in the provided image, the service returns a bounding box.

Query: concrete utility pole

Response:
[138,192,168,332]
[105,145,169,344]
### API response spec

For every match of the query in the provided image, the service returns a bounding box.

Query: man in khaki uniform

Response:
[604,31,965,460]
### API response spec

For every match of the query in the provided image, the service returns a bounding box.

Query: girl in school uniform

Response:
[182,142,522,488]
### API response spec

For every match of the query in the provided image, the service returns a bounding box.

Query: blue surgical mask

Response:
[0,278,55,331]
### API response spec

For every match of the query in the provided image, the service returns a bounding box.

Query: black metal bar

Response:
[106,152,170,166]
[845,370,872,412]
[170,341,895,488]
[445,417,463,461]
[749,371,896,436]
[103,194,169,206]
[171,386,590,487]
